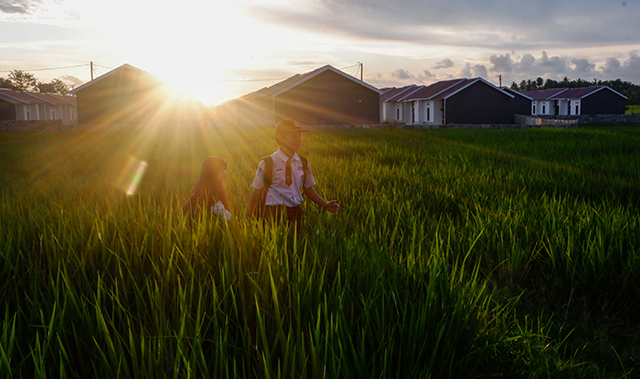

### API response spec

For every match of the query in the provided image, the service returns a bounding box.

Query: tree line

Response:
[510,77,639,104]
[0,70,70,95]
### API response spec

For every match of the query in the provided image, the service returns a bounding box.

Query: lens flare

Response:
[115,156,148,196]
[126,161,148,196]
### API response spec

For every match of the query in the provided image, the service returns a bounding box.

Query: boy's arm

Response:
[303,187,339,215]
[246,188,262,218]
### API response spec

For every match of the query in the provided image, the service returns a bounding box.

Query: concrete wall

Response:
[0,120,72,132]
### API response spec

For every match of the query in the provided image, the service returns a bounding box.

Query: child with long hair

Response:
[182,156,232,221]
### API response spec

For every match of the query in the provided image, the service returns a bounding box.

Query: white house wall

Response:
[537,101,550,115]
[556,99,569,116]
[396,99,444,126]
[433,99,444,126]
[570,99,581,115]
[381,102,404,123]
[405,102,415,124]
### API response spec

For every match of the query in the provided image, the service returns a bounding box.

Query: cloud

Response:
[420,69,435,79]
[489,54,514,73]
[482,50,640,88]
[391,68,413,80]
[250,0,640,52]
[0,0,42,14]
[600,51,640,80]
[489,52,584,77]
[460,63,488,78]
[433,58,454,69]
[60,75,83,88]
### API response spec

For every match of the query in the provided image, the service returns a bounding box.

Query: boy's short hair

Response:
[274,118,310,135]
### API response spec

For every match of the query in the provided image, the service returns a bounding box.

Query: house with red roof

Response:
[216,65,382,127]
[381,77,530,126]
[519,86,627,116]
[0,89,77,122]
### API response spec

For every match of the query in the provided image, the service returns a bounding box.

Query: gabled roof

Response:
[518,86,627,101]
[549,86,627,100]
[380,85,420,102]
[500,86,533,100]
[0,89,31,104]
[518,88,568,100]
[70,63,165,94]
[403,78,467,101]
[383,77,513,103]
[45,93,77,106]
[241,65,382,100]
[0,89,76,105]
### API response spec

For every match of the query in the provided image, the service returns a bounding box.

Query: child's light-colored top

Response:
[211,201,232,221]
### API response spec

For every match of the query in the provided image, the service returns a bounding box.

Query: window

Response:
[396,107,400,120]
[532,104,536,114]
[542,104,546,114]
[575,105,579,114]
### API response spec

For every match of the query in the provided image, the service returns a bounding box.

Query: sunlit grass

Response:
[1,124,639,377]
[626,105,640,114]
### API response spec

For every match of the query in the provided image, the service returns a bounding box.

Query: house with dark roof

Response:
[519,86,627,116]
[0,89,77,122]
[216,65,382,127]
[70,64,172,126]
[381,78,530,126]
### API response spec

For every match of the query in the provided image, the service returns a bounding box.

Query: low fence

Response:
[309,122,569,130]
[3,114,638,132]
[576,114,640,125]
[515,114,640,127]
[0,120,79,132]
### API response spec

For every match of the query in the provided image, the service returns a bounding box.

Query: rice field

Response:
[1,123,639,378]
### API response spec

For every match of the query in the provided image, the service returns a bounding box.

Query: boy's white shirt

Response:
[251,148,316,207]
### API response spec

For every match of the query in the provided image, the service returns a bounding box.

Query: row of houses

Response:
[217,65,628,127]
[1,64,628,127]
[380,78,532,126]
[516,87,627,116]
[0,64,206,127]
[0,89,77,122]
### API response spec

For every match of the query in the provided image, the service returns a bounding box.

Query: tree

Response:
[8,70,37,91]
[0,77,18,90]
[36,78,69,95]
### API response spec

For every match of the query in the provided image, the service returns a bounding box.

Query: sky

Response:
[1,0,639,107]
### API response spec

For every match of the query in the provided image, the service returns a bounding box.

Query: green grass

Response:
[1,123,639,377]
[626,105,640,114]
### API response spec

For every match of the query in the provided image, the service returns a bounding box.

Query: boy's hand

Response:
[324,200,340,214]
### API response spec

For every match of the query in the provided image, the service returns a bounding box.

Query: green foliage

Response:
[626,105,640,114]
[1,70,69,94]
[36,78,70,95]
[7,70,37,92]
[1,124,639,377]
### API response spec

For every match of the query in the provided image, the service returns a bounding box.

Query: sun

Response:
[71,0,265,105]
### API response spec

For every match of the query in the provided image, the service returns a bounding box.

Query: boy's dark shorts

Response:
[264,205,304,229]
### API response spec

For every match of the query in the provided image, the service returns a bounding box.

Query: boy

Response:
[246,118,339,229]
